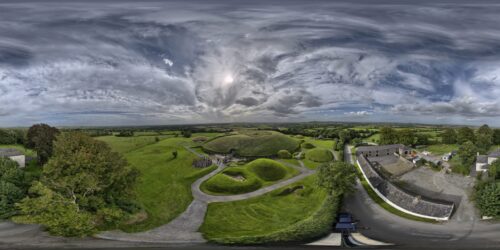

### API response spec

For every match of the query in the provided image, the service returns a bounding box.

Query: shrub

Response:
[277,150,292,159]
[302,142,315,149]
[247,159,287,181]
[305,148,333,162]
[209,195,339,244]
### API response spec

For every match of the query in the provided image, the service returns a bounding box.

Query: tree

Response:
[493,129,500,145]
[476,124,493,154]
[458,141,477,169]
[0,158,30,219]
[26,124,60,165]
[489,160,499,180]
[317,161,357,196]
[398,129,415,146]
[457,127,475,144]
[15,132,138,236]
[416,133,429,145]
[474,181,500,218]
[441,128,457,144]
[379,127,398,145]
[181,130,192,138]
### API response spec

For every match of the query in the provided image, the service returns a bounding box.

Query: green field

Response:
[305,148,333,162]
[200,174,327,239]
[96,133,221,232]
[0,144,36,157]
[421,144,459,156]
[202,131,300,157]
[200,159,299,195]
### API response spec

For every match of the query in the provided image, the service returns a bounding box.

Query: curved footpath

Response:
[97,147,315,243]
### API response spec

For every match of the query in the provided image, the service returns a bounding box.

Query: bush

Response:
[247,159,287,181]
[305,148,333,162]
[301,142,315,149]
[277,150,292,159]
[209,195,339,244]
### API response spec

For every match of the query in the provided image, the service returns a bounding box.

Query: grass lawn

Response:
[305,148,333,162]
[0,144,36,157]
[200,174,327,239]
[365,133,380,143]
[96,134,220,232]
[302,159,323,169]
[202,131,300,157]
[200,159,299,195]
[422,144,459,156]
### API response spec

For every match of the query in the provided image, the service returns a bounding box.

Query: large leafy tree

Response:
[15,132,139,236]
[26,124,60,164]
[474,181,500,219]
[476,124,494,154]
[489,160,499,180]
[457,127,475,144]
[0,158,30,218]
[493,129,500,145]
[458,141,478,168]
[379,127,398,145]
[441,128,457,144]
[397,129,415,146]
[317,161,357,196]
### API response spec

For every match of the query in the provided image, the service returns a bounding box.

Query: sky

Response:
[1,0,500,127]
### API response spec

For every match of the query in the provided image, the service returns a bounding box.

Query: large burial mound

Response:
[202,131,300,157]
[201,159,297,195]
[305,148,333,162]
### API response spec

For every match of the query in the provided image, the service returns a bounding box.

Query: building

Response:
[476,151,500,172]
[0,148,26,168]
[356,144,412,158]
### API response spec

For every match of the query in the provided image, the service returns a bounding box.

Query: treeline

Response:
[441,125,500,154]
[378,127,431,146]
[0,129,26,145]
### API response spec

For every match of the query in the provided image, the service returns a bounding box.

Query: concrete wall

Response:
[8,155,25,168]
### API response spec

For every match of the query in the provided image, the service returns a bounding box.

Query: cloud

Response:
[0,1,499,126]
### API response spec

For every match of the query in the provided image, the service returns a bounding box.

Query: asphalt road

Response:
[342,144,500,249]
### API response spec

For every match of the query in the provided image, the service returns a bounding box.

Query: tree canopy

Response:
[441,128,457,144]
[317,161,357,196]
[458,141,477,168]
[14,132,139,236]
[26,124,60,164]
[474,181,500,219]
[457,127,475,144]
[0,158,32,219]
[476,124,494,154]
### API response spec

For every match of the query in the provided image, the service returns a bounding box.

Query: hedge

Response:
[208,195,339,245]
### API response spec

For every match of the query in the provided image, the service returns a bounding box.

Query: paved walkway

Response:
[97,147,314,243]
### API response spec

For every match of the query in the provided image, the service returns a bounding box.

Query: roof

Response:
[0,148,24,157]
[356,144,405,153]
[488,151,500,158]
[476,155,488,164]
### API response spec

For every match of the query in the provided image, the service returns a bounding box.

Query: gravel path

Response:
[96,147,314,243]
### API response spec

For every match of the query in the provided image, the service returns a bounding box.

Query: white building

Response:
[476,151,500,172]
[0,148,26,168]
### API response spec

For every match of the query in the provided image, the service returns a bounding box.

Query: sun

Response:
[223,74,234,85]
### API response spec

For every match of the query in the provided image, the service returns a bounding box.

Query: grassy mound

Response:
[201,167,262,195]
[201,159,299,195]
[202,131,299,157]
[305,148,333,162]
[277,150,292,159]
[302,142,315,149]
[247,159,287,181]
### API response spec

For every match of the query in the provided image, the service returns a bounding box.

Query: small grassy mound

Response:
[201,167,262,195]
[277,150,292,159]
[247,159,287,181]
[202,131,299,157]
[305,148,333,162]
[201,159,299,195]
[302,142,315,149]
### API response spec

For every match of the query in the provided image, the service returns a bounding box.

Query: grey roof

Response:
[357,144,406,152]
[0,148,24,157]
[476,155,488,164]
[488,151,500,158]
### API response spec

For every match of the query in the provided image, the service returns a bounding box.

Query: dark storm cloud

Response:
[0,1,500,126]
